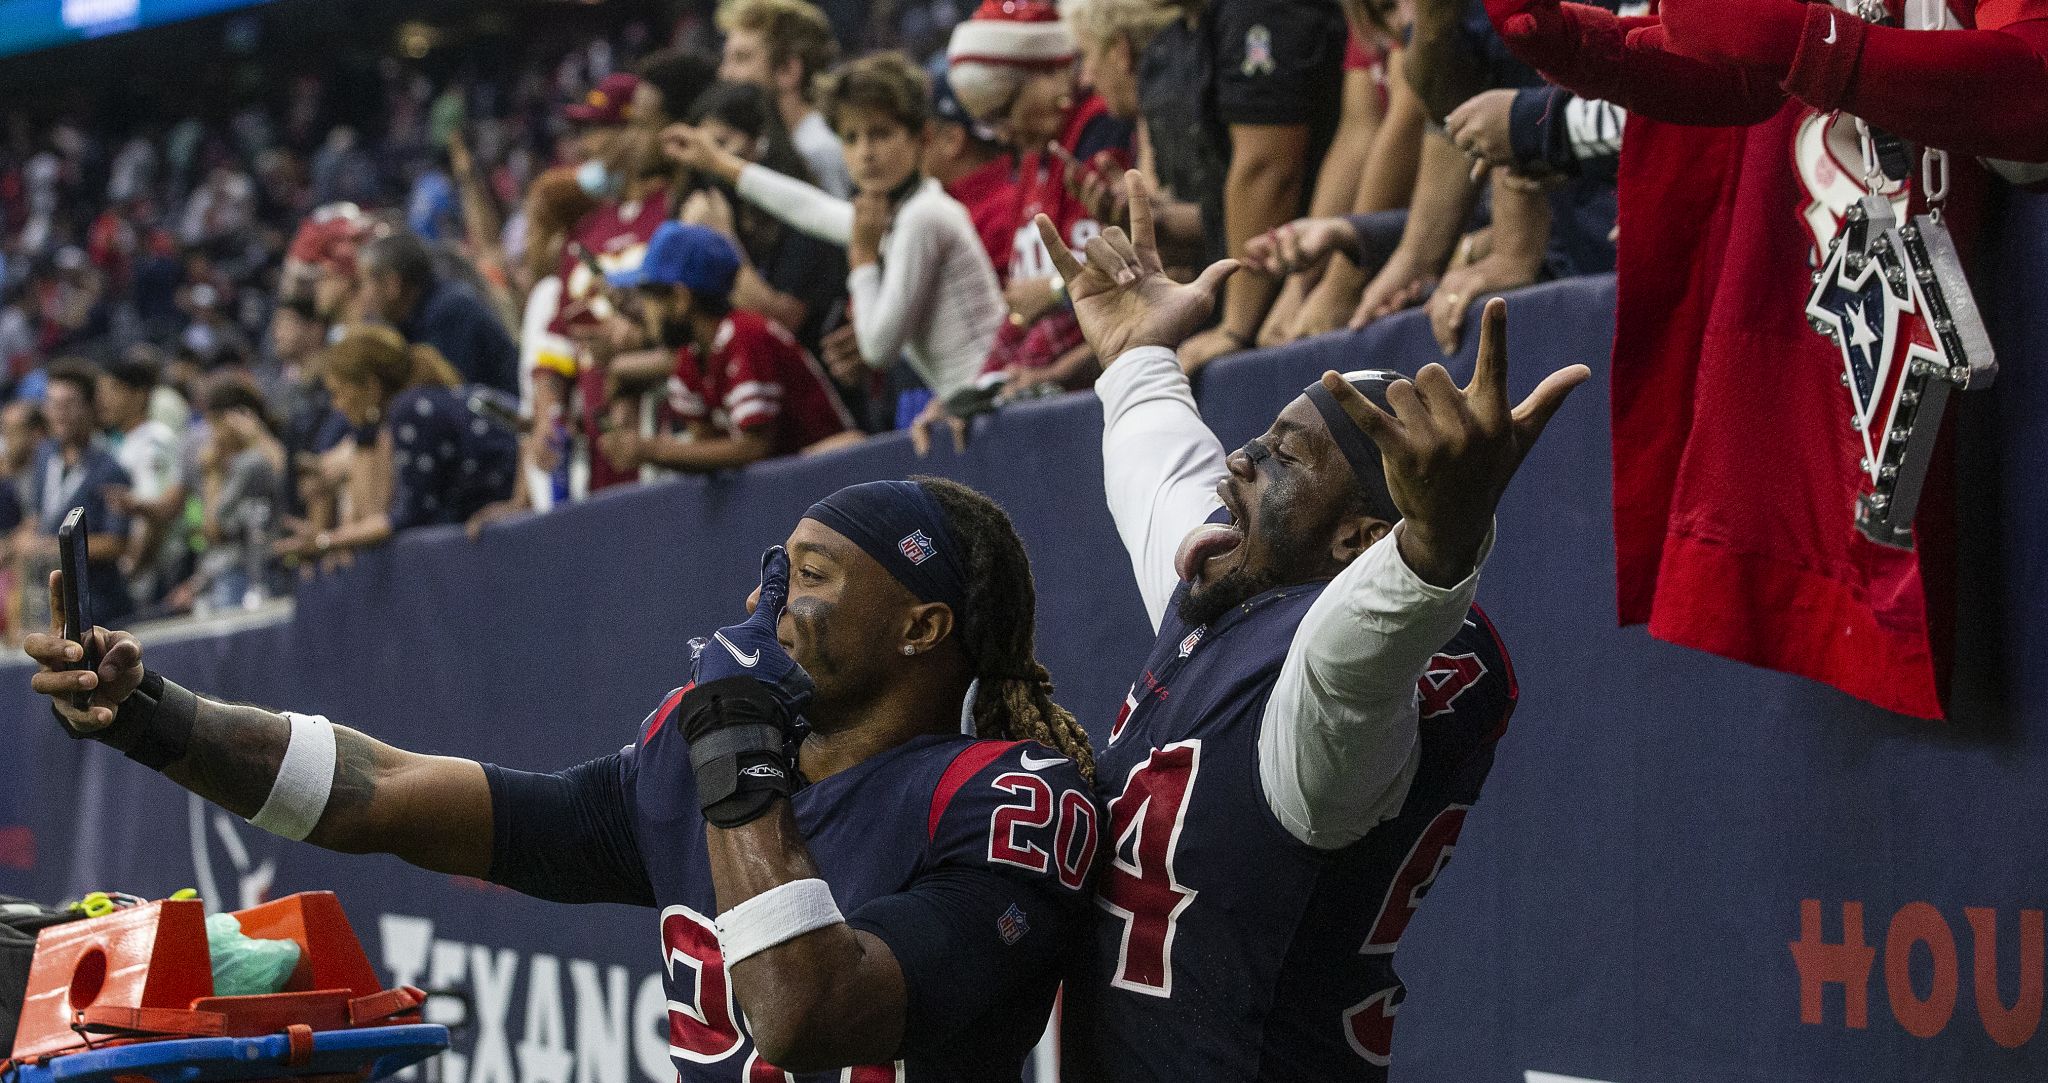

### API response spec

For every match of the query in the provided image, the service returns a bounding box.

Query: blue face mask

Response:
[576,159,618,199]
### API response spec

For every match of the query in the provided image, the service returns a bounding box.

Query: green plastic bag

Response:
[205,913,301,997]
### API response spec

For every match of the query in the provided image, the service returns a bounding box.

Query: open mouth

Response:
[1175,483,1247,586]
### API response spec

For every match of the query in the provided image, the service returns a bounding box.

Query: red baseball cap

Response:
[564,73,643,126]
[286,203,372,274]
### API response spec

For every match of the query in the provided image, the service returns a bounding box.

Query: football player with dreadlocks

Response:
[25,476,1098,1082]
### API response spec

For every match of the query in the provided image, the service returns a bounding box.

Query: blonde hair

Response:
[717,0,839,97]
[1062,0,1180,54]
[323,324,463,401]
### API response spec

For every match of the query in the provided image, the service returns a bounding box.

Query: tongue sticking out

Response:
[1175,522,1245,584]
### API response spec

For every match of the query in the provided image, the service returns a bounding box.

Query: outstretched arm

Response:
[1040,174,1243,628]
[27,573,493,875]
[1658,0,2048,162]
[1486,0,1788,126]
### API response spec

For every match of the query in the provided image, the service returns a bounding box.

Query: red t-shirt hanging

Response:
[1606,0,2042,719]
[661,310,854,455]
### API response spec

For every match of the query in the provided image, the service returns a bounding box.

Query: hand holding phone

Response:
[56,507,98,711]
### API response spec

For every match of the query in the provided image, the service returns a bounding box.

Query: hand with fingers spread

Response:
[24,570,146,733]
[1033,170,1240,365]
[1323,297,1590,585]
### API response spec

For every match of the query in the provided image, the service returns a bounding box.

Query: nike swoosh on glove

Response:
[688,545,815,721]
[681,546,813,829]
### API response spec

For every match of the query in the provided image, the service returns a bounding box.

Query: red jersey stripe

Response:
[927,740,1023,841]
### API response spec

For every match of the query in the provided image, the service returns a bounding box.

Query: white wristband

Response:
[716,878,843,965]
[248,713,338,841]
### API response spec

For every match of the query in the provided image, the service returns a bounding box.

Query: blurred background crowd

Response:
[0,0,1626,638]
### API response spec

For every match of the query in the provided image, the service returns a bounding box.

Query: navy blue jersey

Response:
[1066,581,1516,1082]
[482,690,1099,1082]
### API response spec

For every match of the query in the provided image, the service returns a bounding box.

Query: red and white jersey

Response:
[533,185,672,381]
[661,310,854,455]
[1002,92,1131,284]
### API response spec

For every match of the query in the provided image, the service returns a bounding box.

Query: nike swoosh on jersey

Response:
[1018,751,1065,771]
[714,631,762,667]
[1823,14,1837,42]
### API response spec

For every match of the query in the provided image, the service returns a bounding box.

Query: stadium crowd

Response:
[0,0,1623,638]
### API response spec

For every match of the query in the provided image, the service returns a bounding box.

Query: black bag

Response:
[0,896,84,1057]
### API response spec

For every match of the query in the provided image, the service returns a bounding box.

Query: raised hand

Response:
[1034,170,1239,364]
[661,124,743,185]
[24,571,145,731]
[688,546,814,719]
[682,547,813,827]
[1321,297,1589,586]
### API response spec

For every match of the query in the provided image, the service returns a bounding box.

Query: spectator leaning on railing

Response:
[1133,0,1348,372]
[665,52,1005,442]
[274,326,516,561]
[597,221,856,474]
[945,0,1134,399]
[678,81,851,357]
[357,231,521,398]
[169,376,288,615]
[14,360,133,629]
[94,354,184,608]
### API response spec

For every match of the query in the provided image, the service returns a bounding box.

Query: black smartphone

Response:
[56,506,97,711]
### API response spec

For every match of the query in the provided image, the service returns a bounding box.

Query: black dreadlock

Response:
[914,476,1097,783]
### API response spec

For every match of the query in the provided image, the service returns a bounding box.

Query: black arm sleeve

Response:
[482,752,655,906]
[846,866,1076,1058]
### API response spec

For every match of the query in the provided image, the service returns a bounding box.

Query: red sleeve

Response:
[1783,6,2048,162]
[1488,1,1790,125]
[664,350,710,426]
[719,327,786,433]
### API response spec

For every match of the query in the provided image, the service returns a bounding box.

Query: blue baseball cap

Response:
[606,221,741,300]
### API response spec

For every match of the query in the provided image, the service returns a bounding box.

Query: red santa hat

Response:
[946,0,1077,121]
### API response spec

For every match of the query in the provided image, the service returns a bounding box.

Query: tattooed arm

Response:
[25,573,493,877]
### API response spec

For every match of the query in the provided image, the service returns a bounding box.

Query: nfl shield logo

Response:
[899,530,936,565]
[997,903,1030,945]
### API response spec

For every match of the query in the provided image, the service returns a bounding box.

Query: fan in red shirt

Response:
[1483,0,2048,717]
[947,0,1135,391]
[929,60,1020,276]
[532,73,676,495]
[598,221,853,474]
